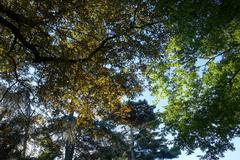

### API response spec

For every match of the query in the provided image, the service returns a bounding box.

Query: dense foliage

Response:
[147,0,240,159]
[1,0,240,160]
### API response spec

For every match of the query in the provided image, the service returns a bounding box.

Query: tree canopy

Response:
[147,0,240,159]
[1,0,240,160]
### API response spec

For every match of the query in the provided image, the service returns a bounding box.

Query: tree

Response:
[147,0,240,159]
[1,1,165,159]
[0,0,164,132]
[112,100,180,160]
[134,129,180,160]
[73,120,128,160]
[1,0,240,159]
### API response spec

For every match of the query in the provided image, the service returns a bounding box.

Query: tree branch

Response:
[0,4,159,64]
[0,16,41,59]
[0,15,117,63]
[0,3,41,27]
[229,68,240,86]
[34,35,117,63]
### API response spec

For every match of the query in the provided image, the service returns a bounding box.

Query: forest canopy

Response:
[0,0,240,160]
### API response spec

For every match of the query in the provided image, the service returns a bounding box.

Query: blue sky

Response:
[138,90,240,160]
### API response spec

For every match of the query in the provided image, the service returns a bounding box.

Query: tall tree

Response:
[112,100,180,160]
[1,1,165,159]
[147,0,240,159]
[0,0,165,134]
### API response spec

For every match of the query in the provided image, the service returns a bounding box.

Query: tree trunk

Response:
[64,112,75,160]
[23,103,31,158]
[130,127,135,160]
[22,125,29,158]
[64,141,75,160]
